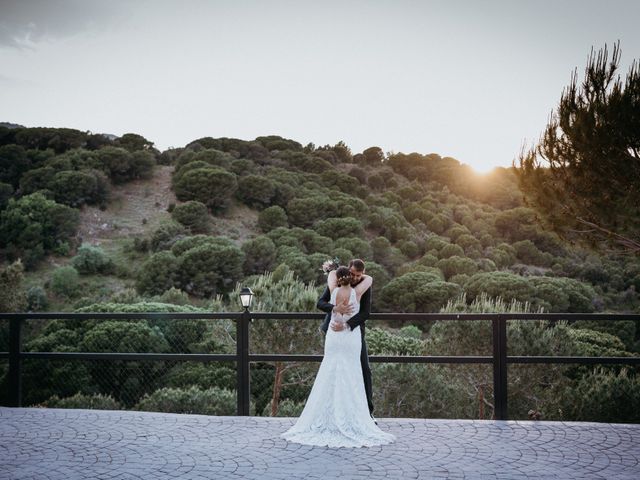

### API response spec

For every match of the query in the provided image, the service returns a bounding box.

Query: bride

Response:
[281,266,395,448]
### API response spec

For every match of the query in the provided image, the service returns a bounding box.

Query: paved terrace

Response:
[1,408,639,480]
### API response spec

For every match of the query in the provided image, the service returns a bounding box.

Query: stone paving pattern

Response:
[1,407,639,479]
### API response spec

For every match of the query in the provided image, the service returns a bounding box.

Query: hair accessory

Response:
[321,257,340,274]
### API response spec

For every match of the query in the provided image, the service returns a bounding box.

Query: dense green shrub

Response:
[258,205,288,232]
[26,285,48,311]
[398,240,421,258]
[164,363,236,391]
[334,237,372,260]
[313,217,364,240]
[563,368,640,423]
[439,243,465,259]
[287,194,367,228]
[177,242,244,297]
[170,235,233,257]
[379,271,461,312]
[96,146,155,183]
[0,260,27,313]
[0,144,30,187]
[136,251,180,295]
[242,236,277,275]
[40,393,121,410]
[0,192,80,268]
[173,167,238,211]
[435,255,479,280]
[71,244,113,274]
[48,169,110,208]
[367,327,426,355]
[135,386,236,415]
[0,181,13,209]
[529,277,596,313]
[513,239,554,267]
[51,266,80,298]
[171,201,209,233]
[236,175,276,208]
[262,398,305,417]
[150,220,186,251]
[465,271,535,304]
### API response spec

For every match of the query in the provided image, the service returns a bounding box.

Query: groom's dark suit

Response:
[317,283,374,415]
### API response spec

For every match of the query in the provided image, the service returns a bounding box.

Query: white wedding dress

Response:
[281,287,395,448]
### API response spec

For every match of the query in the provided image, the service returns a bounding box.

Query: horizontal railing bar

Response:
[20,352,236,362]
[2,312,639,321]
[508,356,640,364]
[13,352,638,365]
[249,354,493,363]
[0,312,243,320]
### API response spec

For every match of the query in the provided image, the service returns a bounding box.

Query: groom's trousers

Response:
[359,327,374,415]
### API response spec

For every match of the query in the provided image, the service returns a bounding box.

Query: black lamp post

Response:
[237,287,253,415]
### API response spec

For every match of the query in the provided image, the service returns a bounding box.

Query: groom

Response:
[317,258,374,417]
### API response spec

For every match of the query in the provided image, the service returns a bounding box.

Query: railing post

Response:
[236,309,251,416]
[492,315,508,420]
[8,317,23,407]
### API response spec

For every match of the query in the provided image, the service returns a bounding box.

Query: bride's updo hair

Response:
[335,266,351,286]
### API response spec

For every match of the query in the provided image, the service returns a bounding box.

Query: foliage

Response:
[515,43,640,254]
[367,327,426,356]
[262,398,305,417]
[258,205,288,232]
[163,363,236,391]
[562,368,640,422]
[287,194,367,228]
[528,276,596,312]
[136,251,180,295]
[170,200,210,233]
[435,255,478,280]
[173,167,238,211]
[313,217,364,240]
[232,269,322,415]
[71,244,113,274]
[0,260,27,312]
[242,235,277,275]
[50,266,81,298]
[39,393,121,410]
[378,271,461,312]
[0,144,30,187]
[26,285,48,311]
[96,146,155,183]
[150,220,186,252]
[177,241,244,297]
[333,237,373,260]
[135,386,236,415]
[236,175,276,208]
[0,192,80,268]
[464,271,536,305]
[46,169,110,208]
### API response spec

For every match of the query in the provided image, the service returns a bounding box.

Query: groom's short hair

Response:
[349,259,365,272]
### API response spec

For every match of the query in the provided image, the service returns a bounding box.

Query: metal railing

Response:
[1,312,639,419]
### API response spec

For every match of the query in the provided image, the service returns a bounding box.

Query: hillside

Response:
[1,125,639,423]
[0,125,637,316]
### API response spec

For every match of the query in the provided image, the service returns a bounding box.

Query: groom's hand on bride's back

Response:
[333,302,353,315]
[330,321,348,332]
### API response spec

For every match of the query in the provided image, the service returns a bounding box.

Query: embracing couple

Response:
[281,259,395,448]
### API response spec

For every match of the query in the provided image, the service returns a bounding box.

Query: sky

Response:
[1,0,639,173]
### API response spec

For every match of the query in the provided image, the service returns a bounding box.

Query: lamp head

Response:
[239,287,253,309]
